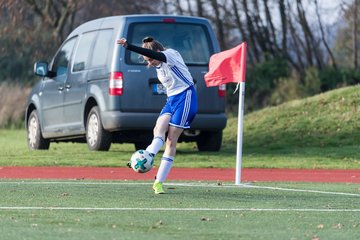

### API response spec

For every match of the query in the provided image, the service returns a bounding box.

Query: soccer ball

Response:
[130,150,154,173]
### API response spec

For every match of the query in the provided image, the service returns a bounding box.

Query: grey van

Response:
[26,15,227,151]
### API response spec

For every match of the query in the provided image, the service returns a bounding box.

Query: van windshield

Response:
[128,23,212,65]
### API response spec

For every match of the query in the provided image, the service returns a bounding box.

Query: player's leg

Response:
[156,126,183,179]
[153,126,183,194]
[153,87,197,194]
[145,113,171,156]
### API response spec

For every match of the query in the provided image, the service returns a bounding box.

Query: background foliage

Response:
[0,0,359,126]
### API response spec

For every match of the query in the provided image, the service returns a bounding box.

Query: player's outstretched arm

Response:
[117,38,166,63]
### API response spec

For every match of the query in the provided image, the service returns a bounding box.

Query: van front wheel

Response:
[86,106,112,151]
[196,131,222,152]
[27,110,50,150]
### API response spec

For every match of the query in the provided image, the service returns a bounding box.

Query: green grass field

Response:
[0,180,359,240]
[0,126,359,169]
[1,86,360,169]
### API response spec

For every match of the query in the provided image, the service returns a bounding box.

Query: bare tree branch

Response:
[210,0,226,50]
[353,0,359,69]
[196,0,204,17]
[242,0,261,62]
[279,0,288,54]
[296,0,323,69]
[231,0,255,64]
[314,0,338,70]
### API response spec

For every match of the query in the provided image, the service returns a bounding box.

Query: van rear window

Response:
[127,23,212,65]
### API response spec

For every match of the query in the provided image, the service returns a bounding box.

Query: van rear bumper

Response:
[102,111,227,131]
[191,113,227,130]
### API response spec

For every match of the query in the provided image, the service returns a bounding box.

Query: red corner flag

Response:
[204,42,247,185]
[204,42,247,87]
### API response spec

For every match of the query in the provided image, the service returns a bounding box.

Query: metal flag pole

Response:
[235,82,245,185]
[235,42,247,185]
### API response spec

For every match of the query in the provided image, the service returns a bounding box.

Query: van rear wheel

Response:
[86,106,112,151]
[196,131,222,152]
[134,141,151,151]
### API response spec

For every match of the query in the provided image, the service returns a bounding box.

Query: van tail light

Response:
[109,71,123,96]
[218,84,226,97]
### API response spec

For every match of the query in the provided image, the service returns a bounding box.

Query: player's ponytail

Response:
[142,36,165,51]
[142,37,154,43]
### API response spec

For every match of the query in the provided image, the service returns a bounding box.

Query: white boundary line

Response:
[238,184,360,197]
[171,183,360,197]
[0,180,359,197]
[0,206,359,212]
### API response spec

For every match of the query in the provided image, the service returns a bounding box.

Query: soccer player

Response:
[117,37,198,194]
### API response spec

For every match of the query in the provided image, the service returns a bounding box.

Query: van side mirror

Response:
[34,61,49,77]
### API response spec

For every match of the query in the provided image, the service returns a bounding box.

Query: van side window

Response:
[91,29,113,68]
[52,37,77,77]
[73,31,97,72]
[128,23,212,65]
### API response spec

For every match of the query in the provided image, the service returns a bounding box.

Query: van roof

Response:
[67,14,211,40]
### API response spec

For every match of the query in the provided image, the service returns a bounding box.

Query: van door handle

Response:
[65,84,71,89]
[58,86,64,91]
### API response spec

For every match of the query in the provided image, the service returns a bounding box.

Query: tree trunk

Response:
[175,0,184,15]
[296,0,323,69]
[314,0,338,70]
[186,0,194,15]
[287,4,306,77]
[242,0,260,62]
[279,0,288,55]
[263,0,277,54]
[354,0,359,69]
[162,0,169,14]
[196,0,204,17]
[210,0,226,50]
[251,0,270,56]
[232,0,255,64]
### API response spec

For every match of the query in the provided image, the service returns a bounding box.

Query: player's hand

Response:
[117,38,127,47]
